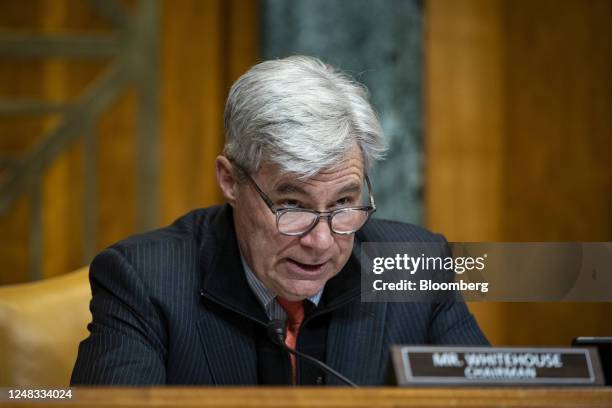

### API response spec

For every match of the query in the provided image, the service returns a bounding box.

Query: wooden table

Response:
[2,387,612,407]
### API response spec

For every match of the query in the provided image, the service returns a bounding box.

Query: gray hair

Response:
[223,55,386,178]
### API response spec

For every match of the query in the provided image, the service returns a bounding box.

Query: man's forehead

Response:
[273,176,362,195]
[264,146,364,182]
[270,164,364,193]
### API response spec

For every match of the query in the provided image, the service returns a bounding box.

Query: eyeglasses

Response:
[238,167,376,237]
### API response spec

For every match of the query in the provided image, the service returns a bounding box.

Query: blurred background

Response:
[0,0,611,353]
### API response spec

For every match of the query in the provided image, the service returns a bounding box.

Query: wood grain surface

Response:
[2,387,612,408]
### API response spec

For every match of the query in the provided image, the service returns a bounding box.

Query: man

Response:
[71,56,487,386]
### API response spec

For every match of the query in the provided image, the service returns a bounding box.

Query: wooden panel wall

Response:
[0,0,259,284]
[425,0,612,345]
[160,0,259,225]
[0,0,48,284]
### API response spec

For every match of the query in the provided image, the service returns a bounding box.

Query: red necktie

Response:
[276,297,305,385]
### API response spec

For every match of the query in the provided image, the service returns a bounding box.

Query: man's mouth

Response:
[286,258,328,275]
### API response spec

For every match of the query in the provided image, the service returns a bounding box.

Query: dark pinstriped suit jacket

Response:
[71,204,487,385]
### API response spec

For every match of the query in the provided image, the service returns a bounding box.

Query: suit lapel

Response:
[326,301,387,385]
[322,242,388,385]
[196,205,266,385]
[196,310,258,385]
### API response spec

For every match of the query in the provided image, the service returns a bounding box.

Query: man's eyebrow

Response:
[274,183,308,195]
[273,181,362,196]
[336,182,362,196]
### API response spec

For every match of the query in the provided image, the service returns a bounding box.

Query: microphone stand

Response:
[267,319,359,388]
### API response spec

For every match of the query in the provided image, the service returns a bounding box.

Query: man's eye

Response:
[279,199,301,209]
[335,197,352,207]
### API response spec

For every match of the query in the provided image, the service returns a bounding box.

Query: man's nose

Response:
[300,217,334,250]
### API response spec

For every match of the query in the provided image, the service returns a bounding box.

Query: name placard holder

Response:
[390,346,605,386]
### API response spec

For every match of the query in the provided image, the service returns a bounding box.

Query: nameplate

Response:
[390,346,604,386]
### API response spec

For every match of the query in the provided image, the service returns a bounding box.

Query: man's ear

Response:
[215,156,238,206]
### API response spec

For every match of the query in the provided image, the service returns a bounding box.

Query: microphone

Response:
[266,319,359,388]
